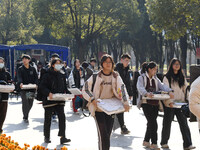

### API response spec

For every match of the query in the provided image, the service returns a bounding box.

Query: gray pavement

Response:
[3,98,200,150]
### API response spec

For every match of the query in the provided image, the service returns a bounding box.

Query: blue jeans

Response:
[161,106,192,148]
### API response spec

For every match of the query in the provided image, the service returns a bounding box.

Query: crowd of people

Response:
[0,52,199,150]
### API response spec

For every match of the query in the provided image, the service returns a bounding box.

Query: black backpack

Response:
[36,68,47,101]
[132,71,140,105]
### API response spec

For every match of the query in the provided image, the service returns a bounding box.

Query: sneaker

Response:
[121,125,130,134]
[184,145,196,150]
[23,119,29,123]
[60,137,71,144]
[44,137,51,143]
[161,144,169,148]
[143,141,150,148]
[150,144,160,150]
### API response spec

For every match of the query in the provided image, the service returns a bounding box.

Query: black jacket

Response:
[115,63,133,97]
[72,67,85,89]
[85,67,93,81]
[17,65,38,92]
[0,69,11,102]
[40,68,70,107]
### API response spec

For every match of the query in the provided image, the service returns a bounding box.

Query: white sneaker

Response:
[184,145,196,150]
[161,144,169,148]
[143,141,150,148]
[150,144,160,150]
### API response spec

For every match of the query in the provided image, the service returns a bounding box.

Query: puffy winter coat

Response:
[40,68,70,107]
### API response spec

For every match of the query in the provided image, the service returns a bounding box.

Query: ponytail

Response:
[141,62,148,74]
[141,61,157,73]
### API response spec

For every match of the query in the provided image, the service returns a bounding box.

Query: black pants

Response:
[142,104,159,144]
[161,106,192,148]
[0,101,8,132]
[116,112,125,129]
[44,105,66,138]
[94,112,114,150]
[21,91,34,119]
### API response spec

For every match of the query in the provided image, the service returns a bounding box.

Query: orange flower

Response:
[0,134,70,150]
[61,146,68,150]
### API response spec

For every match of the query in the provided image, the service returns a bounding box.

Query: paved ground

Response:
[2,97,200,150]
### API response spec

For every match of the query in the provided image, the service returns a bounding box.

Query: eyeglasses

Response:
[104,62,112,64]
[173,64,180,66]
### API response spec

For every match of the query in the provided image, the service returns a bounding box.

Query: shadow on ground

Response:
[111,132,142,149]
[4,122,29,133]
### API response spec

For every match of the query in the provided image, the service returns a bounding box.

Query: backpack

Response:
[35,85,43,101]
[81,73,97,117]
[132,71,140,105]
[35,68,47,101]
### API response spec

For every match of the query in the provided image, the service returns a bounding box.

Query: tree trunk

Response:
[112,42,118,63]
[135,51,139,71]
[77,44,87,62]
[158,34,164,73]
[180,34,187,75]
[168,40,175,64]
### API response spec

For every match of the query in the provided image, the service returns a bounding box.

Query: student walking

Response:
[0,57,11,134]
[40,58,71,144]
[115,54,133,134]
[161,58,195,150]
[137,61,174,150]
[69,59,85,113]
[82,54,130,150]
[17,55,38,123]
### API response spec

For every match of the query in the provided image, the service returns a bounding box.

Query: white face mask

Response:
[0,63,4,69]
[55,64,62,71]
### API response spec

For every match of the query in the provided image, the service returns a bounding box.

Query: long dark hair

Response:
[141,61,157,74]
[74,59,80,68]
[165,58,185,88]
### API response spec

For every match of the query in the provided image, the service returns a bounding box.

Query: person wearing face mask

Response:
[17,54,38,123]
[39,58,71,144]
[137,61,174,150]
[0,57,11,134]
[42,54,66,121]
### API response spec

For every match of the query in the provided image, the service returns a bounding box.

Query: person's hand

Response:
[48,93,53,100]
[169,92,174,99]
[92,100,98,109]
[20,83,23,89]
[169,102,174,108]
[146,92,154,98]
[124,104,130,112]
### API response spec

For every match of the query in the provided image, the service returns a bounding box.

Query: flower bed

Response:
[0,134,68,150]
